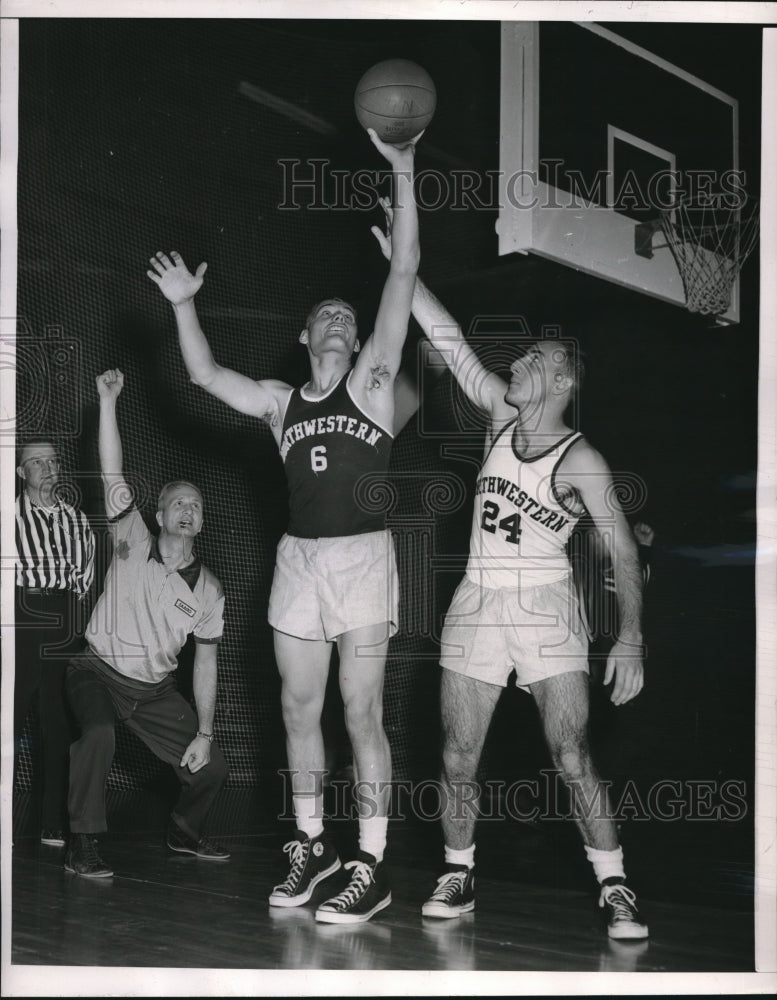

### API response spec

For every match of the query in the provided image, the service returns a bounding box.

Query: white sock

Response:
[584,845,625,884]
[445,844,475,869]
[293,794,324,840]
[358,816,388,862]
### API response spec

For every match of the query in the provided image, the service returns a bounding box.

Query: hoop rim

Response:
[657,194,760,216]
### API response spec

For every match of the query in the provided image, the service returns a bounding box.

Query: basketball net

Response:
[659,198,760,316]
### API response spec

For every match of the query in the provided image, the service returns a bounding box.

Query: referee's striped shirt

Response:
[15,492,95,597]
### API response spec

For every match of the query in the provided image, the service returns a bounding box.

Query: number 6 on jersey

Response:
[311,445,328,472]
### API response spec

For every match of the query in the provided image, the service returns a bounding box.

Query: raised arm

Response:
[392,337,447,435]
[96,369,132,519]
[354,130,421,382]
[371,200,513,424]
[412,279,515,422]
[147,251,288,432]
[563,443,645,705]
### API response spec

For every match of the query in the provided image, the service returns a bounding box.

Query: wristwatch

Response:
[196,731,214,743]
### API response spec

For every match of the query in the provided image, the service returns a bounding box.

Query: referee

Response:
[15,438,95,845]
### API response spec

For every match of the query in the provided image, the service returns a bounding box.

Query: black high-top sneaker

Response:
[421,864,475,918]
[269,830,341,907]
[315,850,391,924]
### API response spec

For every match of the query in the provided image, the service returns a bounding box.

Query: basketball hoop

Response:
[657,198,760,317]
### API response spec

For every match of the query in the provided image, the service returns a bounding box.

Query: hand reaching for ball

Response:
[366,127,423,171]
[147,250,208,306]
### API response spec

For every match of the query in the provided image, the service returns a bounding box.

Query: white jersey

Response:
[465,421,584,590]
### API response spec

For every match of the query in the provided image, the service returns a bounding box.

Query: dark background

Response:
[14,17,760,860]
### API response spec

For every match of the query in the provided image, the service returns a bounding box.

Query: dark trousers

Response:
[66,659,228,838]
[14,588,84,830]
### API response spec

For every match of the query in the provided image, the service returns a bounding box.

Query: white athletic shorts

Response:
[440,573,589,690]
[268,529,399,642]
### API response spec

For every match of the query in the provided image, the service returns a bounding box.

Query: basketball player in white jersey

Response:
[148,127,421,924]
[372,210,648,940]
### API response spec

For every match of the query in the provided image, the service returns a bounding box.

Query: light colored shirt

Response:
[466,424,584,590]
[86,506,224,684]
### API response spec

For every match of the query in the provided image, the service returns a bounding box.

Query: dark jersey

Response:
[279,371,393,538]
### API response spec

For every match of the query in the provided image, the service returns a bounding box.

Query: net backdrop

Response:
[14,20,758,805]
[14,19,501,792]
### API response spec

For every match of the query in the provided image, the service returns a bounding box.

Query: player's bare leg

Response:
[530,670,617,849]
[337,622,392,822]
[275,632,331,801]
[531,670,648,938]
[269,632,340,907]
[422,670,500,919]
[315,621,393,923]
[440,670,501,850]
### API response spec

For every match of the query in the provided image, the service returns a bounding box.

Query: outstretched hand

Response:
[147,250,208,306]
[366,126,423,170]
[96,368,124,400]
[370,196,394,262]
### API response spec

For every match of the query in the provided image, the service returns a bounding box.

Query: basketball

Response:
[354,59,436,144]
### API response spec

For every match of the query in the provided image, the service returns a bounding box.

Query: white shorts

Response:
[268,530,399,642]
[440,573,589,690]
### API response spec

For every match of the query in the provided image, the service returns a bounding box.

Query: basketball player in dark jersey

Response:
[148,126,421,924]
[373,210,648,940]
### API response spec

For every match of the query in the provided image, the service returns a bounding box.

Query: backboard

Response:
[497,22,745,324]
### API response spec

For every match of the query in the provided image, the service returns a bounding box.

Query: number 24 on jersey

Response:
[481,500,522,544]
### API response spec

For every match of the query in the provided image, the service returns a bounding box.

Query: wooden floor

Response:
[8,791,754,977]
